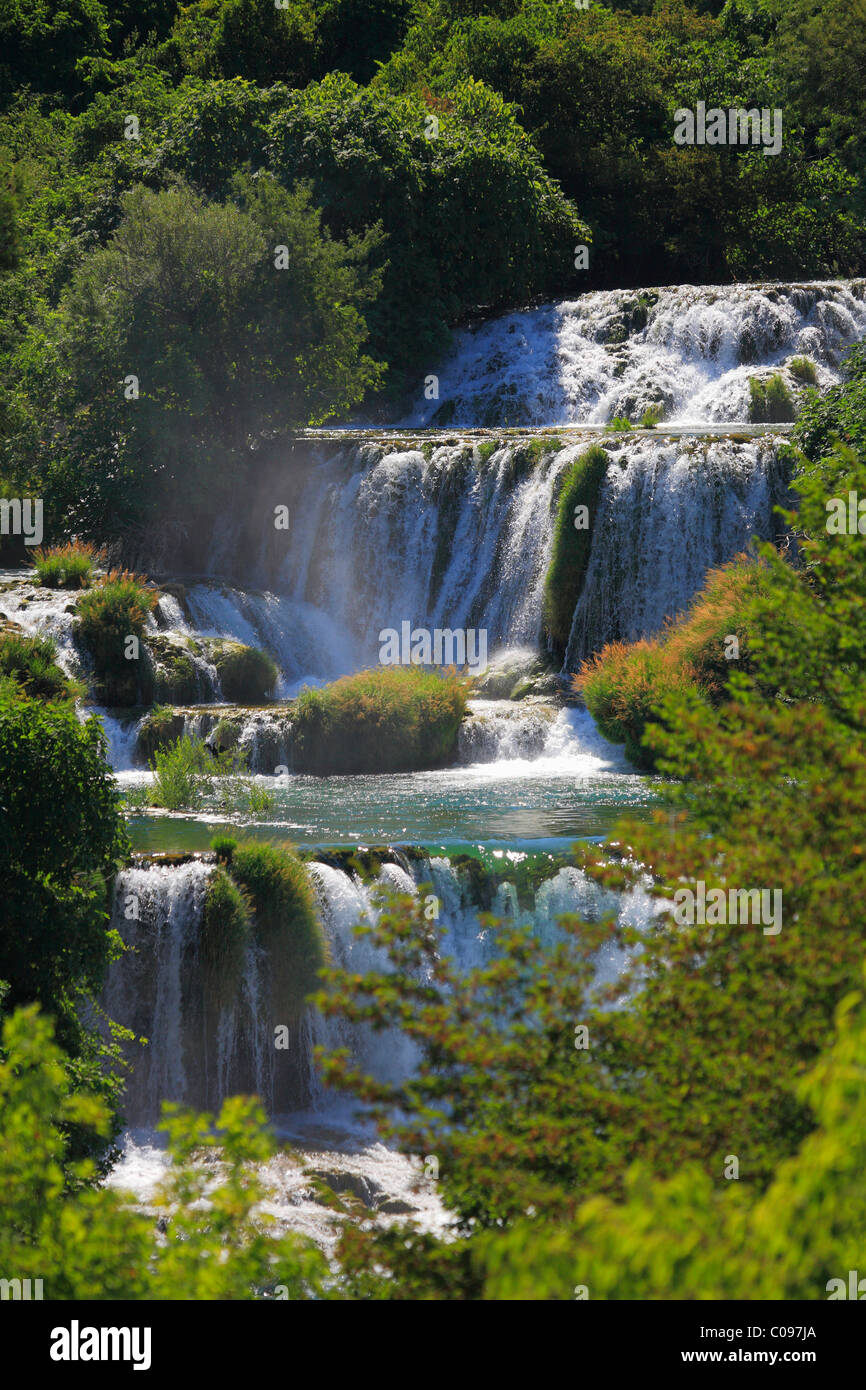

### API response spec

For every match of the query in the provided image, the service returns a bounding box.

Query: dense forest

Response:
[2,0,866,1318]
[1,0,865,544]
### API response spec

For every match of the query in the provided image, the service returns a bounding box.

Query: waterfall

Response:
[276,437,574,659]
[564,434,789,665]
[104,863,294,1125]
[392,281,866,428]
[102,852,651,1123]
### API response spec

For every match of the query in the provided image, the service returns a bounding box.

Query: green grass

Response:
[0,630,81,702]
[75,570,158,704]
[748,373,796,423]
[639,404,666,428]
[200,867,252,1006]
[542,444,609,656]
[227,841,327,1016]
[605,416,633,431]
[292,666,468,774]
[31,541,102,589]
[789,356,817,385]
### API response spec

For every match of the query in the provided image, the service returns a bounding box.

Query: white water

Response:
[565,434,787,663]
[394,281,866,428]
[104,849,647,1127]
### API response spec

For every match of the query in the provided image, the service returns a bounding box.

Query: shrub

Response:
[148,735,209,810]
[576,639,694,769]
[0,630,80,702]
[215,778,277,815]
[229,842,327,1016]
[789,355,817,385]
[0,682,129,1166]
[639,404,665,428]
[542,445,609,656]
[576,556,772,766]
[75,571,158,704]
[0,1005,327,1300]
[748,373,796,423]
[147,735,247,811]
[660,557,773,701]
[200,867,251,1004]
[208,640,278,703]
[31,541,102,589]
[211,835,238,864]
[292,667,468,774]
[606,416,632,431]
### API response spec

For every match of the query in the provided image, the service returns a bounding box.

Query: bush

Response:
[208,641,278,703]
[748,373,796,423]
[542,445,609,656]
[229,842,327,1016]
[292,667,468,774]
[200,867,251,1004]
[0,630,80,702]
[75,571,158,705]
[789,355,817,385]
[0,1005,327,1299]
[605,416,633,431]
[576,639,694,770]
[31,541,102,589]
[0,682,129,1166]
[576,556,772,766]
[147,735,247,811]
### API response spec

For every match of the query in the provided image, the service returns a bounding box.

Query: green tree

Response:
[0,1004,327,1298]
[0,682,130,1161]
[18,177,383,540]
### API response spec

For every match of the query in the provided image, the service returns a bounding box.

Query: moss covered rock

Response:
[206,640,278,703]
[543,444,610,657]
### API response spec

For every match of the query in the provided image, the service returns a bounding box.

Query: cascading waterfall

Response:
[101,853,650,1123]
[104,863,292,1124]
[564,434,790,664]
[393,281,866,428]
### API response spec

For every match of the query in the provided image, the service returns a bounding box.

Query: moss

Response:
[450,853,498,911]
[200,867,252,1006]
[229,843,327,1017]
[207,639,278,702]
[137,704,184,761]
[543,444,610,657]
[748,373,796,423]
[147,635,202,703]
[292,667,468,775]
[476,439,500,465]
